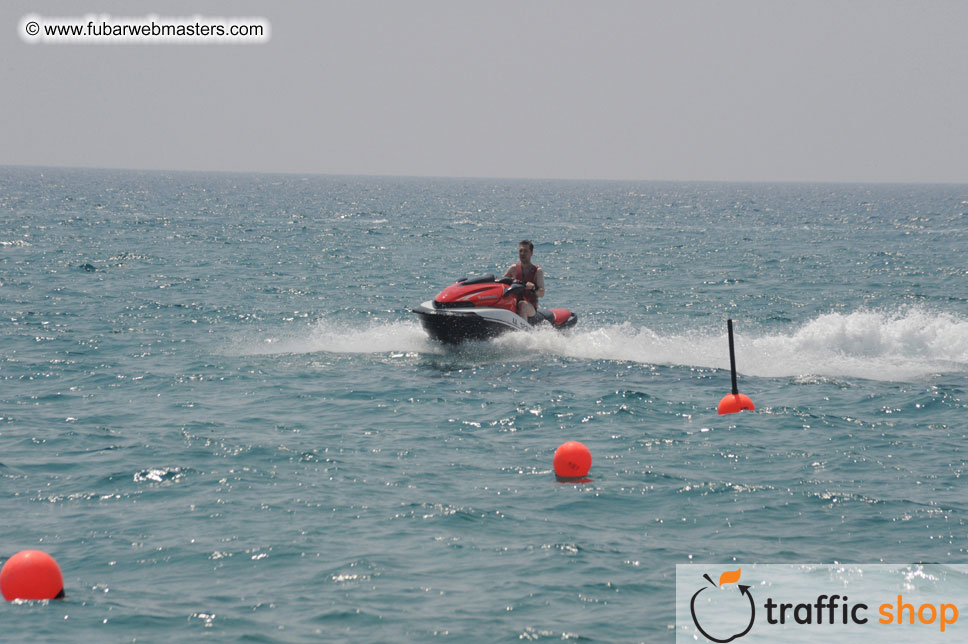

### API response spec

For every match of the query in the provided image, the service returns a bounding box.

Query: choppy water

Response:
[2,167,968,642]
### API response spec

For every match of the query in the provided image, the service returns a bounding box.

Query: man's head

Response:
[518,240,534,264]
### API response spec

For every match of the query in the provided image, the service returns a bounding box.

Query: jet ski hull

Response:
[412,301,531,344]
[412,300,577,345]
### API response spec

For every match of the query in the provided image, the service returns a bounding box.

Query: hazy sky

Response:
[4,1,967,183]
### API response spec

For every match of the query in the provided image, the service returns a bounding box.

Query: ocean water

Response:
[2,166,967,642]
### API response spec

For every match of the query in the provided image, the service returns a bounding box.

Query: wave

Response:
[235,308,968,381]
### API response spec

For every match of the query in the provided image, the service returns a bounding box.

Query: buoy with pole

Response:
[717,319,755,414]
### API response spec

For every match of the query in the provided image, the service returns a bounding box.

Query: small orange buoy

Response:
[718,319,755,415]
[554,441,592,479]
[1,550,65,601]
[717,392,755,414]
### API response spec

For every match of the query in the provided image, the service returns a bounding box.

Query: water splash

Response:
[236,320,441,356]
[512,309,968,379]
[235,308,968,381]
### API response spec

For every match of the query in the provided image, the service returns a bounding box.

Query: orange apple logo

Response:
[689,569,755,642]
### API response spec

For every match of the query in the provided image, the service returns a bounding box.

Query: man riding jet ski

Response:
[412,241,577,344]
[504,239,545,324]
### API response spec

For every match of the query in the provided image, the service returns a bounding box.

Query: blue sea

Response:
[2,166,967,642]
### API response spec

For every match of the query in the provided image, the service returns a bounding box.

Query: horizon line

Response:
[2,162,966,188]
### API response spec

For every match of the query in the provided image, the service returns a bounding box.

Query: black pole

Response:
[727,319,738,395]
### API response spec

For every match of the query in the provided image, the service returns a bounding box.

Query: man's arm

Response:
[534,268,545,298]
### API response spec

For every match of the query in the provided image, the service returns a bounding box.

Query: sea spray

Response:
[237,308,968,381]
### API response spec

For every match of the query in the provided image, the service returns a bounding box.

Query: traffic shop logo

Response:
[689,569,755,643]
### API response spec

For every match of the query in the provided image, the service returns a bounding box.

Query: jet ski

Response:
[412,273,577,344]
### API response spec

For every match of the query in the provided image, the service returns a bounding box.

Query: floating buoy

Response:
[1,550,65,601]
[718,319,755,414]
[718,392,755,414]
[554,441,592,479]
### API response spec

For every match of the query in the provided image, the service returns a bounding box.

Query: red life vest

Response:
[512,263,540,307]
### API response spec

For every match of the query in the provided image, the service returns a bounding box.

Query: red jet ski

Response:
[412,274,577,344]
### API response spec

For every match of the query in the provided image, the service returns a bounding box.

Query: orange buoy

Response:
[553,441,592,479]
[718,319,755,415]
[717,392,755,414]
[1,550,65,601]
